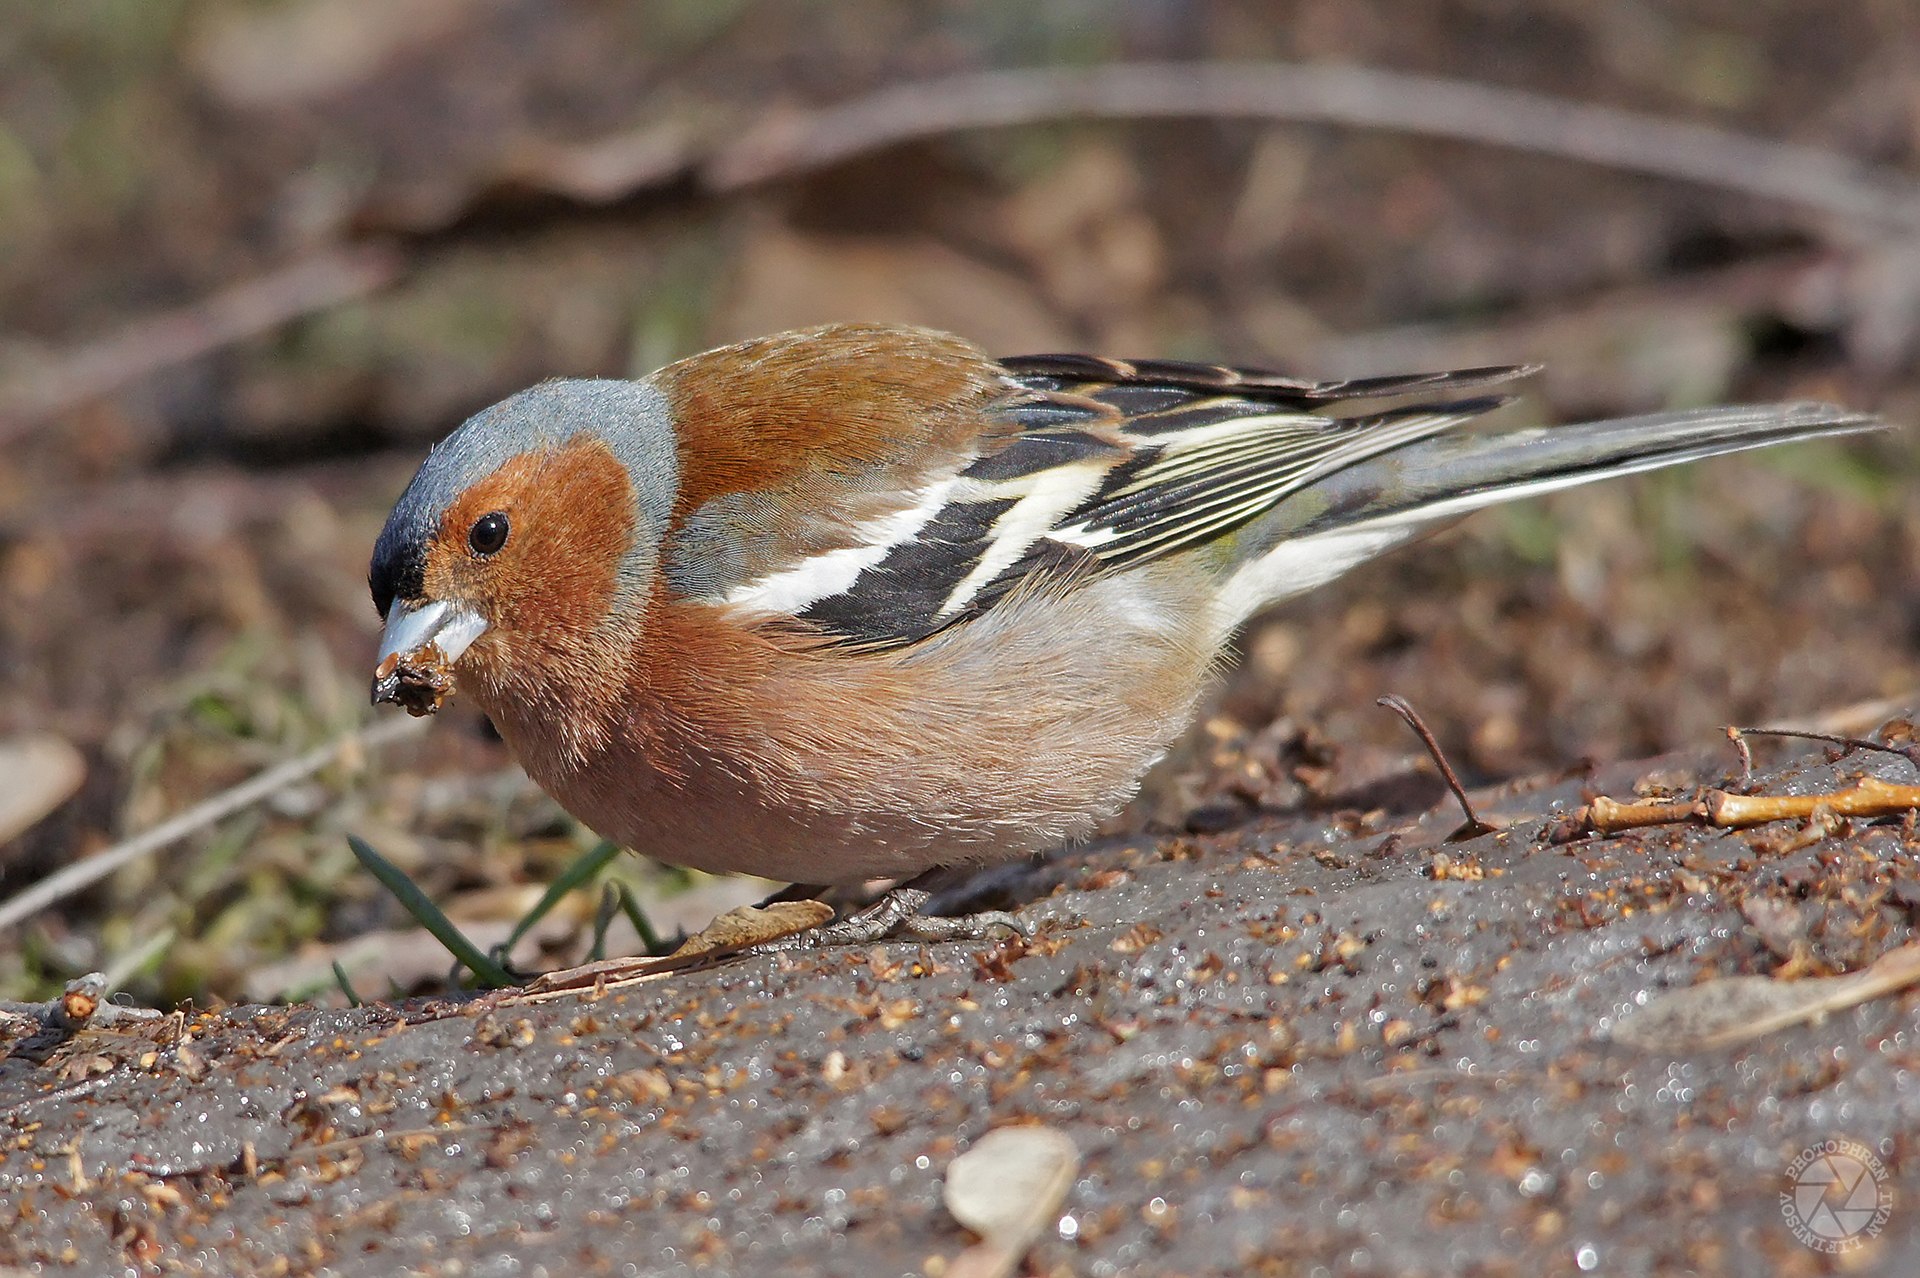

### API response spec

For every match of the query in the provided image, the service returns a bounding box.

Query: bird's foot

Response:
[485,886,1028,1005]
[757,886,1029,951]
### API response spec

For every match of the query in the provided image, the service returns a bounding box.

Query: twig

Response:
[1580,796,1709,834]
[0,716,426,936]
[1582,774,1920,835]
[1377,695,1501,840]
[12,64,1914,441]
[1705,777,1920,826]
[0,974,162,1029]
[59,972,107,1027]
[9,63,1912,450]
[0,242,403,438]
[1725,727,1754,787]
[476,900,838,1007]
[1732,726,1920,770]
[706,62,1920,235]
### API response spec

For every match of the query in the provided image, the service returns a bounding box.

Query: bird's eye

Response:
[468,511,510,556]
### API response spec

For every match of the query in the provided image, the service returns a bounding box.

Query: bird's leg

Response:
[758,879,1029,951]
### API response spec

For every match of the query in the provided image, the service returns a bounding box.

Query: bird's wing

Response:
[662,325,1527,650]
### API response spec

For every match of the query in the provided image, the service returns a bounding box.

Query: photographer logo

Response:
[1781,1139,1891,1253]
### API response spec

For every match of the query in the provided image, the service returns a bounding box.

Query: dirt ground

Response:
[4,1,1920,1272]
[5,741,1920,1275]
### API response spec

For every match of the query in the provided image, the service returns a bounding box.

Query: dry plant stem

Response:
[0,974,162,1028]
[1710,941,1920,1047]
[483,899,906,1007]
[0,243,402,437]
[494,881,1025,1006]
[708,63,1920,234]
[1376,694,1500,839]
[1733,726,1920,769]
[486,952,718,1006]
[0,716,426,935]
[1585,797,1705,831]
[1705,776,1920,825]
[1585,774,1920,834]
[1615,940,1920,1051]
[1725,727,1753,787]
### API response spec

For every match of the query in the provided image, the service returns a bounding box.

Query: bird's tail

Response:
[1215,400,1884,627]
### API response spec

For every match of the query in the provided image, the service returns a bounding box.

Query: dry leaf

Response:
[669,900,834,957]
[1612,942,1920,1051]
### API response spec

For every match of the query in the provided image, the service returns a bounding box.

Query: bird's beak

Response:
[371,599,489,713]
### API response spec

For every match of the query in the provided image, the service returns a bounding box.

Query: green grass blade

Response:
[615,881,667,955]
[501,839,625,955]
[346,834,516,989]
[588,882,620,962]
[331,960,364,1007]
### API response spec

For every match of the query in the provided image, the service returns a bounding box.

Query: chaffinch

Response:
[369,322,1877,944]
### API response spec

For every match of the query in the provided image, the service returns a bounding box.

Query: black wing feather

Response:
[786,356,1531,649]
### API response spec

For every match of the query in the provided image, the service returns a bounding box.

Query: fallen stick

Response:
[0,716,425,935]
[1580,774,1920,836]
[481,900,837,1006]
[12,63,1916,438]
[0,243,402,438]
[707,62,1920,234]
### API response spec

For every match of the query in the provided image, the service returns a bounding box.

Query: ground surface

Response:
[5,739,1918,1276]
[5,0,1920,1011]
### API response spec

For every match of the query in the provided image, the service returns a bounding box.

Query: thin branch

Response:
[1377,694,1501,840]
[8,63,1915,442]
[1581,773,1920,835]
[1733,725,1920,769]
[0,716,426,935]
[707,62,1920,235]
[0,242,403,439]
[1725,726,1755,787]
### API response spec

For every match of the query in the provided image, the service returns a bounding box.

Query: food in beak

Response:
[371,599,488,716]
[371,645,459,716]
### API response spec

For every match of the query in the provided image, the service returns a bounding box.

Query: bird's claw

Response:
[756,886,1029,951]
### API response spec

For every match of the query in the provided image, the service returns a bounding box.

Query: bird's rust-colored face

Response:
[372,435,638,715]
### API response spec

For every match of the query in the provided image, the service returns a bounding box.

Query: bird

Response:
[369,322,1879,946]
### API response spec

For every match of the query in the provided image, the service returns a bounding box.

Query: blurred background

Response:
[2,0,1917,1007]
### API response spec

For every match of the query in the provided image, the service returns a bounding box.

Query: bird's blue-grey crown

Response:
[368,378,681,618]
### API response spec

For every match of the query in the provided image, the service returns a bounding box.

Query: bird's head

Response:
[369,379,678,717]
